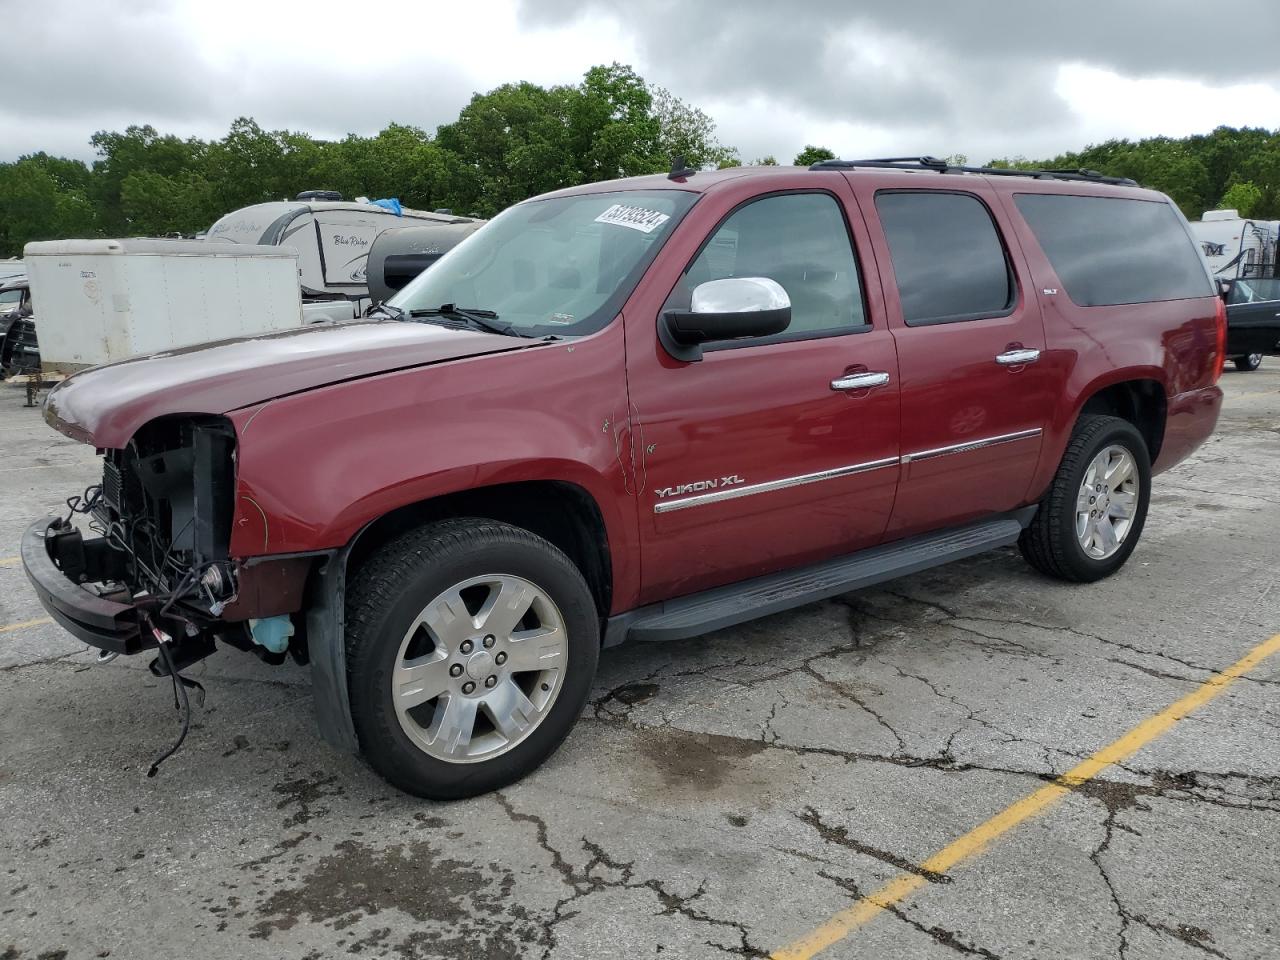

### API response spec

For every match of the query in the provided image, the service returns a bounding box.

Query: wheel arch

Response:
[1076,377,1167,463]
[345,479,614,621]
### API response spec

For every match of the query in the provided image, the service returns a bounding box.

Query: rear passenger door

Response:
[852,182,1057,538]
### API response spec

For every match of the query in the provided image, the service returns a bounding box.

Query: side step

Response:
[611,512,1030,645]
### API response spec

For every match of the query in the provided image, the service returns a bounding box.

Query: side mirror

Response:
[1217,278,1232,301]
[660,277,791,361]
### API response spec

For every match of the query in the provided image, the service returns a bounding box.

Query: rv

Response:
[205,195,482,322]
[1190,209,1279,280]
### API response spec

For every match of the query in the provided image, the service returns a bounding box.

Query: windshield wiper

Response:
[409,304,523,337]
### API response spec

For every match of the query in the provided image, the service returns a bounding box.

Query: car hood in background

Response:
[44,320,537,448]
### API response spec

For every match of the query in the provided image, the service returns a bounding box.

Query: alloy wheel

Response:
[1075,444,1139,560]
[391,574,568,763]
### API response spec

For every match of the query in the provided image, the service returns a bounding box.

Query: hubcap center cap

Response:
[465,650,494,681]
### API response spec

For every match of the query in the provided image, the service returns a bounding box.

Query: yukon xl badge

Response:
[655,475,745,499]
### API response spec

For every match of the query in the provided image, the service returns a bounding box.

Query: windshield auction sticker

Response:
[594,203,671,234]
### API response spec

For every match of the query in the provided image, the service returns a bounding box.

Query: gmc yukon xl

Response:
[21,158,1225,798]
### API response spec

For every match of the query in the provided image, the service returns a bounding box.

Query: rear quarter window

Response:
[1013,194,1213,306]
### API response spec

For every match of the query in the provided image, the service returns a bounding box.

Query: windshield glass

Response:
[389,190,696,337]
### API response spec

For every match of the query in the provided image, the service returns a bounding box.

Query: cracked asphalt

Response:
[2,366,1279,960]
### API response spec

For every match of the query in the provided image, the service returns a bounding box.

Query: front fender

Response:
[226,325,640,607]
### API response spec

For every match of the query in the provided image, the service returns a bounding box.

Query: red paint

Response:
[44,166,1222,618]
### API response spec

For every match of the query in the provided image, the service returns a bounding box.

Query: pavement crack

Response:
[495,793,767,957]
[817,871,1001,958]
[801,661,905,753]
[798,807,950,884]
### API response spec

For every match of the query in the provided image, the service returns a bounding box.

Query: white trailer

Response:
[205,199,480,322]
[23,238,302,373]
[1190,210,1279,279]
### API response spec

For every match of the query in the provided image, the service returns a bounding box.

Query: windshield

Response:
[389,190,696,337]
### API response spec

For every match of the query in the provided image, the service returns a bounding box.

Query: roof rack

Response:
[809,156,1137,187]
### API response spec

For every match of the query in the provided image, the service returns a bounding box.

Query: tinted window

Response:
[670,192,866,341]
[1014,194,1213,306]
[875,192,1014,325]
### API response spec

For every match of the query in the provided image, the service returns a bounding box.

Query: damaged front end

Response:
[23,415,309,671]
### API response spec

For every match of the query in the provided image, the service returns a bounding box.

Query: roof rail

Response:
[809,157,1138,187]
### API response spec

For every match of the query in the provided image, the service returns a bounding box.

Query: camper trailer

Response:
[365,220,486,304]
[205,196,482,321]
[1190,210,1279,280]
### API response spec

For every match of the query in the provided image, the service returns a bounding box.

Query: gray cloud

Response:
[3,0,1278,168]
[517,0,1280,161]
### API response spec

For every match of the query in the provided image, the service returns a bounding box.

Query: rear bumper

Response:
[20,517,151,654]
[1152,384,1224,476]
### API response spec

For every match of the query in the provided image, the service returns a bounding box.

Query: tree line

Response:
[1,62,1277,258]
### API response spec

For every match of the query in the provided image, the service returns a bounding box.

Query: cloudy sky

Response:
[4,0,1280,166]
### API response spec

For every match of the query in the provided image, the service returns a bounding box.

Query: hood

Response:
[45,320,536,448]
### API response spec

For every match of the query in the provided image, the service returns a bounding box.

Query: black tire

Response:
[345,518,599,800]
[1233,353,1263,372]
[1018,415,1151,583]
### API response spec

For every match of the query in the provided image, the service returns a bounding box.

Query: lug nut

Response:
[482,634,496,648]
[449,664,463,677]
[541,682,551,692]
[462,681,476,694]
[460,639,474,654]
[485,675,497,688]
[495,651,507,665]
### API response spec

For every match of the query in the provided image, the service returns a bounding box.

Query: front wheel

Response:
[1018,415,1151,583]
[1233,353,1263,372]
[345,519,599,799]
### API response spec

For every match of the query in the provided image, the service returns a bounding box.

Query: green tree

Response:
[1218,180,1264,217]
[793,145,836,166]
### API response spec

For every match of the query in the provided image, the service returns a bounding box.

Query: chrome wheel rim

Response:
[1076,445,1139,560]
[1248,353,1263,368]
[392,574,568,764]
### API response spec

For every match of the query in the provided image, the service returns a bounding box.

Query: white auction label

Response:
[594,203,671,234]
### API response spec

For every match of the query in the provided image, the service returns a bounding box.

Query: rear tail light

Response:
[1212,298,1227,383]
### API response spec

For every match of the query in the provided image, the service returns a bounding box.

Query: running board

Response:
[605,511,1032,646]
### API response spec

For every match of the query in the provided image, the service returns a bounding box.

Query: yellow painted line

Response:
[772,631,1280,960]
[0,556,19,567]
[0,617,52,634]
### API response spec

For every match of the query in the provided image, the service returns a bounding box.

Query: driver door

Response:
[623,179,902,604]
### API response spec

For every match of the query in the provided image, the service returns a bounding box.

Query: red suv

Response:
[22,157,1225,798]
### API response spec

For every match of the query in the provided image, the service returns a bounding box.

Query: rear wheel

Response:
[1233,353,1263,372]
[346,519,599,799]
[1018,415,1151,583]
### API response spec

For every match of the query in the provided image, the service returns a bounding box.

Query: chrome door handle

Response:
[831,371,890,391]
[995,348,1041,366]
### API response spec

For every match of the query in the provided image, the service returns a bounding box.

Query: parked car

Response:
[0,275,35,377]
[21,158,1224,799]
[1222,275,1280,371]
[205,194,482,322]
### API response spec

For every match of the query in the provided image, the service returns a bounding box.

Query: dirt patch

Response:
[635,727,769,798]
[250,838,541,958]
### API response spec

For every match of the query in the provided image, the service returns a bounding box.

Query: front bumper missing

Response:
[20,516,154,654]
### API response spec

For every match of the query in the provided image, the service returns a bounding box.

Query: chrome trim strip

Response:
[901,427,1042,465]
[653,456,899,514]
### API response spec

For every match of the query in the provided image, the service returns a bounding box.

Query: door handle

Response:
[995,348,1041,366]
[831,371,890,391]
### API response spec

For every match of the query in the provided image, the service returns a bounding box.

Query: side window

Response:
[1013,194,1214,306]
[875,192,1015,325]
[670,192,867,342]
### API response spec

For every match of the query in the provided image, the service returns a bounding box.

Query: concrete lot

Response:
[1,366,1278,960]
